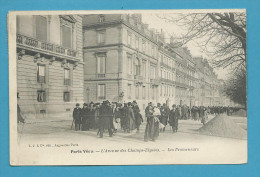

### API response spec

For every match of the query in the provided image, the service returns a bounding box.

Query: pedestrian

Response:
[88,102,96,129]
[144,103,156,142]
[98,101,113,138]
[169,104,177,133]
[133,101,143,133]
[17,93,25,124]
[81,103,88,131]
[125,102,135,133]
[160,103,168,132]
[73,103,82,131]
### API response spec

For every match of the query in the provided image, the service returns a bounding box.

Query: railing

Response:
[134,75,144,81]
[17,34,78,59]
[150,78,160,86]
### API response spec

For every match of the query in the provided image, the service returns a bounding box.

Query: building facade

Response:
[16,15,84,119]
[82,14,227,110]
[83,14,160,110]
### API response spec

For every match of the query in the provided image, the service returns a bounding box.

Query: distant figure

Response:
[81,103,88,131]
[17,93,25,124]
[73,103,82,131]
[169,104,178,133]
[133,101,143,133]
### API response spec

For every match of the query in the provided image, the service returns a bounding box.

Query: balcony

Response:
[17,34,78,61]
[150,78,160,86]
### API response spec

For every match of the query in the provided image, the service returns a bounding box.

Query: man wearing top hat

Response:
[73,103,82,131]
[81,103,88,131]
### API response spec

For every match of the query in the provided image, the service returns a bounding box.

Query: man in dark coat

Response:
[88,102,96,129]
[174,105,181,132]
[133,101,143,133]
[160,103,169,132]
[98,101,113,138]
[121,103,128,133]
[73,103,82,131]
[169,104,177,133]
[81,103,88,131]
[144,103,156,142]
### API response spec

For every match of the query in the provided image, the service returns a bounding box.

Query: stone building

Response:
[82,14,224,109]
[83,14,160,110]
[16,15,84,119]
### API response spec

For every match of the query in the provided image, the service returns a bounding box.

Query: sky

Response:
[141,13,229,80]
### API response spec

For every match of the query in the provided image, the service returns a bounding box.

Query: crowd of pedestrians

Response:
[72,100,238,141]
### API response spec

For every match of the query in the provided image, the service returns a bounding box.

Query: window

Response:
[61,25,72,48]
[97,30,105,44]
[63,92,70,102]
[160,85,162,96]
[142,40,146,52]
[37,90,46,102]
[127,55,132,74]
[142,86,146,99]
[64,69,70,85]
[134,58,140,76]
[128,84,131,99]
[142,61,146,77]
[35,16,47,41]
[127,31,132,46]
[99,15,105,22]
[97,84,105,99]
[135,36,139,50]
[135,86,139,99]
[160,69,163,78]
[97,56,106,74]
[37,64,46,83]
[150,65,156,79]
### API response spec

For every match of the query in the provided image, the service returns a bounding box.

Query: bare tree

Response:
[158,12,246,72]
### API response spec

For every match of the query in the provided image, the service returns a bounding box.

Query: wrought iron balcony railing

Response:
[17,34,78,60]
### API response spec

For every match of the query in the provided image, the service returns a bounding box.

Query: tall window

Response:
[35,16,47,41]
[160,85,162,96]
[97,30,105,44]
[37,64,46,83]
[64,69,70,85]
[135,86,139,99]
[98,84,105,99]
[142,40,146,52]
[37,90,46,102]
[97,56,106,74]
[150,65,156,79]
[142,61,146,77]
[127,55,132,74]
[134,58,140,76]
[142,86,146,99]
[127,31,132,46]
[135,36,139,50]
[128,84,131,99]
[63,92,70,102]
[61,25,72,48]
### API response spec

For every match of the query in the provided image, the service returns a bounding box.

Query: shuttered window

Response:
[35,16,47,41]
[37,64,46,83]
[97,56,106,74]
[37,90,46,102]
[97,84,105,99]
[62,25,72,48]
[64,69,70,85]
[64,92,70,102]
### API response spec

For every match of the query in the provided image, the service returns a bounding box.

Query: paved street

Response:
[18,115,247,144]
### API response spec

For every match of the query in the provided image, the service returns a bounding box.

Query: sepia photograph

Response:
[9,9,247,165]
